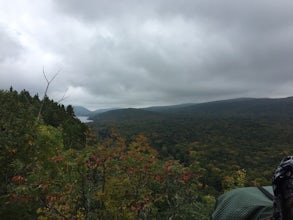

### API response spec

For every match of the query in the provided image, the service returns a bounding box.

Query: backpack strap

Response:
[257,186,274,201]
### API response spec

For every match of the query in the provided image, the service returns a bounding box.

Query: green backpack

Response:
[211,186,273,220]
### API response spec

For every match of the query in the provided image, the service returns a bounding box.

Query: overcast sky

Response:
[1,0,293,110]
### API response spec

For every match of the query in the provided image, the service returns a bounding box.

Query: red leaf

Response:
[11,175,27,183]
[182,173,191,181]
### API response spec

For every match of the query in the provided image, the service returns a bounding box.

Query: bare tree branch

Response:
[57,88,69,103]
[37,67,60,121]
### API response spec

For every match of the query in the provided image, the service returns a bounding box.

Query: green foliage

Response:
[5,88,292,219]
[0,89,87,219]
[222,169,247,192]
[0,89,38,196]
[91,103,293,191]
[0,88,214,219]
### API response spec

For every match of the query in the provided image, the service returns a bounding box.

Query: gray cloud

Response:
[1,0,293,109]
[0,27,23,61]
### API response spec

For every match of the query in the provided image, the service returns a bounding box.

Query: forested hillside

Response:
[0,88,215,219]
[91,97,293,190]
[2,88,292,219]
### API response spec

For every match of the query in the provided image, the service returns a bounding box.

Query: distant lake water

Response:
[76,116,93,123]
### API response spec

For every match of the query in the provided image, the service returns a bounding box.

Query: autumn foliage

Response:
[0,89,215,219]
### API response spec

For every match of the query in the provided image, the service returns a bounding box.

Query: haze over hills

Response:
[74,96,293,120]
[73,106,117,117]
[73,106,92,116]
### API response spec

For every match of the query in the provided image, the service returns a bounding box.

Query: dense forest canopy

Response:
[1,88,216,219]
[90,97,293,188]
[1,88,292,219]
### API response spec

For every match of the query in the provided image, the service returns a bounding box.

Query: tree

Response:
[37,67,59,121]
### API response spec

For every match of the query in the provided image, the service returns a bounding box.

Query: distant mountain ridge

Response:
[74,96,293,119]
[177,96,293,117]
[73,106,117,117]
[73,106,92,116]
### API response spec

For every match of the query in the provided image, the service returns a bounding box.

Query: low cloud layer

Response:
[1,0,293,109]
